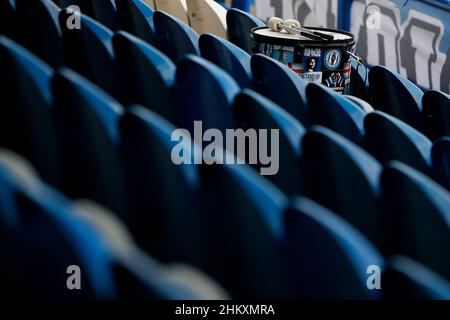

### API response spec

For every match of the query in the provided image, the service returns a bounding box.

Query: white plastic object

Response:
[267,17,284,32]
[283,19,301,34]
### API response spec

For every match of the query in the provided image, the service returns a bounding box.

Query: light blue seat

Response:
[115,0,156,45]
[226,8,264,54]
[422,90,450,141]
[251,54,308,125]
[199,33,252,88]
[432,137,450,190]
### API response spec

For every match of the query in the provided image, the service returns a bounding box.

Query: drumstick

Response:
[268,17,335,41]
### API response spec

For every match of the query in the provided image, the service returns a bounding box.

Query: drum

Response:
[251,26,356,95]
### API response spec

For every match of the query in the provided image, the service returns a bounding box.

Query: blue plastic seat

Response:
[174,55,239,132]
[0,0,17,40]
[284,197,384,299]
[302,126,383,247]
[232,89,305,195]
[364,111,433,175]
[0,37,61,187]
[432,137,450,190]
[369,65,424,130]
[119,106,204,267]
[57,0,119,30]
[15,0,64,67]
[381,161,450,280]
[306,83,366,146]
[383,256,450,300]
[199,33,252,88]
[349,59,369,101]
[422,90,450,141]
[51,68,127,219]
[115,0,156,45]
[60,12,119,99]
[251,54,308,125]
[113,31,176,122]
[226,8,264,54]
[153,10,199,63]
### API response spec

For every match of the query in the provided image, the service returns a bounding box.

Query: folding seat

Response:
[226,8,265,54]
[186,0,228,39]
[14,0,64,67]
[432,138,450,190]
[51,68,127,219]
[174,55,239,133]
[422,90,450,141]
[349,59,369,102]
[232,89,305,195]
[115,0,156,46]
[346,95,374,113]
[153,0,189,25]
[60,12,119,99]
[199,33,252,88]
[383,256,450,300]
[153,10,200,63]
[0,0,17,40]
[113,31,177,122]
[198,160,290,298]
[364,111,433,175]
[251,54,308,125]
[380,161,450,280]
[369,65,424,130]
[119,106,205,267]
[284,197,384,299]
[301,126,383,248]
[0,37,61,187]
[306,83,366,146]
[57,0,119,30]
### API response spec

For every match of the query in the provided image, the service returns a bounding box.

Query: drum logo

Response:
[324,49,341,70]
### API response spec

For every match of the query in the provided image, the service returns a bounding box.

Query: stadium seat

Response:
[60,12,119,99]
[174,55,239,133]
[153,10,200,62]
[0,0,17,40]
[251,54,308,125]
[345,95,375,113]
[116,0,156,45]
[51,68,127,219]
[14,0,64,67]
[381,161,450,280]
[113,31,177,122]
[226,8,264,54]
[119,106,204,267]
[422,90,450,141]
[349,59,369,102]
[57,0,119,30]
[143,0,155,9]
[153,0,189,25]
[364,111,433,175]
[199,33,252,88]
[306,83,366,146]
[187,0,228,39]
[0,37,61,187]
[232,89,305,195]
[432,138,450,190]
[301,126,383,248]
[284,197,384,299]
[383,255,450,300]
[369,65,424,130]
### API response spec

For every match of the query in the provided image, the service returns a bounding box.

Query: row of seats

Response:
[0,0,449,299]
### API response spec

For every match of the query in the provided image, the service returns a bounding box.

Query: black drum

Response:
[252,26,356,95]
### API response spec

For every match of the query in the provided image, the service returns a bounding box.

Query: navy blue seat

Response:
[306,83,366,146]
[232,89,305,195]
[153,10,199,63]
[0,0,17,40]
[284,197,384,299]
[302,126,383,248]
[0,37,61,187]
[432,137,450,190]
[349,59,369,101]
[15,0,64,67]
[174,55,239,133]
[364,111,433,175]
[251,54,308,125]
[198,161,289,298]
[60,12,119,99]
[381,161,450,280]
[116,0,156,45]
[57,0,119,30]
[199,33,252,88]
[226,8,264,54]
[369,65,424,130]
[51,68,127,219]
[422,90,450,141]
[383,256,450,300]
[119,106,204,267]
[113,31,176,122]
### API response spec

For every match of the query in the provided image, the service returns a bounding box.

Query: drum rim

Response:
[251,26,356,47]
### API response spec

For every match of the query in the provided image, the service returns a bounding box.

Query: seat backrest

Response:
[422,90,450,141]
[153,0,189,25]
[432,137,450,190]
[116,0,156,45]
[226,8,264,54]
[186,0,228,39]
